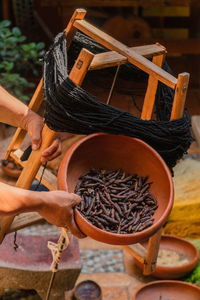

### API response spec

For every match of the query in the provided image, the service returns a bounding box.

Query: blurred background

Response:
[0,0,200,114]
[0,1,200,92]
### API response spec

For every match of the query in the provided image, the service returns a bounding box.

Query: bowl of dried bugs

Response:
[57,133,174,245]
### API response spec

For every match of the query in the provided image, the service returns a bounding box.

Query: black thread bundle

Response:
[43,31,193,169]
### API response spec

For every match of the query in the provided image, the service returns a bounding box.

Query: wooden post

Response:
[170,73,190,120]
[143,71,190,275]
[141,53,166,120]
[0,48,94,243]
[65,8,87,49]
[140,52,165,275]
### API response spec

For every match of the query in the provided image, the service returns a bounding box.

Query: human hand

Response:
[37,190,85,238]
[25,109,61,162]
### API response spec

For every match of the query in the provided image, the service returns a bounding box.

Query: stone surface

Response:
[0,231,81,300]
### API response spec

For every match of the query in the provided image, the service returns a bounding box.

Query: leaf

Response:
[12,27,21,36]
[36,42,45,50]
[17,35,26,42]
[6,36,17,44]
[21,44,30,51]
[0,20,11,28]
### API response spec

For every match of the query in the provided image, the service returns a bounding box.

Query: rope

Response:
[43,31,193,169]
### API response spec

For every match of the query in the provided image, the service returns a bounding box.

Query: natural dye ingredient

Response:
[157,249,189,267]
[75,169,158,234]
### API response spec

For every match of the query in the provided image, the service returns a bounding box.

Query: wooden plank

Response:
[122,244,146,264]
[5,79,44,160]
[73,19,177,89]
[170,72,190,120]
[8,212,43,233]
[36,167,57,191]
[89,43,166,71]
[141,54,165,120]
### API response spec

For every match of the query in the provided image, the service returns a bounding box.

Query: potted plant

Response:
[0,19,45,103]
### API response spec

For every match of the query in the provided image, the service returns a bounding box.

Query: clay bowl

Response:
[58,133,174,245]
[73,280,102,300]
[135,234,199,279]
[133,280,200,300]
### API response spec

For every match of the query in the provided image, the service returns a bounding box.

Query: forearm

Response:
[0,182,43,216]
[0,85,30,129]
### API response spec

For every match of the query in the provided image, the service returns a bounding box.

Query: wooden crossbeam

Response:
[89,43,166,70]
[73,19,177,89]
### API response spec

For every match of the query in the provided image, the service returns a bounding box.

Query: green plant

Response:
[0,20,45,103]
[184,242,200,286]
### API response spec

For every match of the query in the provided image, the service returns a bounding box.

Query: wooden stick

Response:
[141,54,166,120]
[143,70,190,275]
[73,19,177,89]
[122,244,146,264]
[1,48,95,241]
[65,8,86,49]
[89,43,166,71]
[143,227,162,275]
[170,72,190,120]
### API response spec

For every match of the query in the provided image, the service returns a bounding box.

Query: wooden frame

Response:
[1,9,189,275]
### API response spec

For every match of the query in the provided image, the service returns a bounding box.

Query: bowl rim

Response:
[135,234,199,275]
[58,133,174,243]
[133,280,200,299]
[154,234,199,272]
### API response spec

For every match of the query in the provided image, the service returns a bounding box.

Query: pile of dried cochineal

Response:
[75,169,158,234]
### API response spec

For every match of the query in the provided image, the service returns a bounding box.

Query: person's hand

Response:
[37,190,85,238]
[25,109,62,162]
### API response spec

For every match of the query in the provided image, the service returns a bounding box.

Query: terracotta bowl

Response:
[74,280,102,300]
[57,133,174,245]
[1,159,22,179]
[133,280,200,300]
[135,234,199,279]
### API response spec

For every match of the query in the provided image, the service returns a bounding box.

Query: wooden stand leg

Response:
[140,53,165,275]
[143,227,162,275]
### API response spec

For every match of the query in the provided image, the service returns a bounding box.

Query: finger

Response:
[41,145,62,162]
[66,215,86,239]
[30,123,43,151]
[41,140,61,162]
[70,194,82,206]
[31,132,42,151]
[42,139,60,156]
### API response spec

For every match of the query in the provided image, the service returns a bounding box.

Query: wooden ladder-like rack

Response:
[0,9,189,275]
